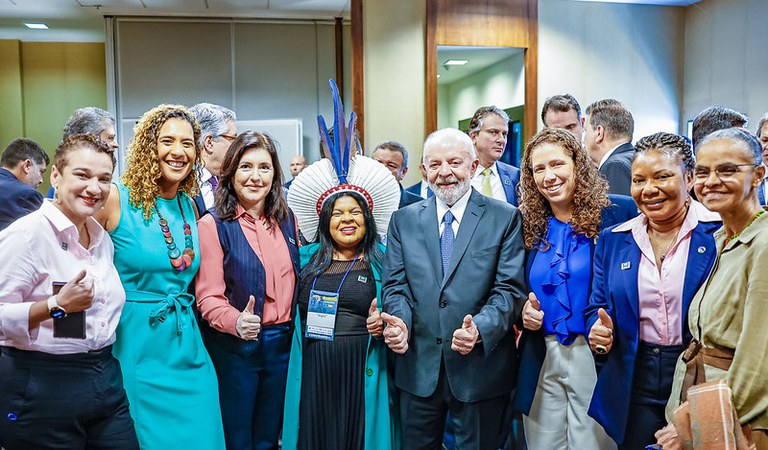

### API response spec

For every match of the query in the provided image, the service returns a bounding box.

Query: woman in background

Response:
[96,104,225,449]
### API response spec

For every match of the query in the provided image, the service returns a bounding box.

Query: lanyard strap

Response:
[311,252,360,294]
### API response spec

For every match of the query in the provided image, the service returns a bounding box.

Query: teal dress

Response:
[109,183,225,449]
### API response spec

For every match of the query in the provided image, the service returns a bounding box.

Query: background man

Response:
[541,94,585,141]
[381,128,526,450]
[467,106,520,206]
[284,155,306,190]
[691,105,749,152]
[189,102,238,212]
[372,140,422,208]
[584,99,635,196]
[62,107,119,150]
[0,138,49,231]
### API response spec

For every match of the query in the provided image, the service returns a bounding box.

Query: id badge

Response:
[305,289,339,341]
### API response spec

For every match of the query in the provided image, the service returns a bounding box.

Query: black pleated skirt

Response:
[299,334,367,450]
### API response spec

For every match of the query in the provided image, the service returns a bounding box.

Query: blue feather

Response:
[318,79,356,184]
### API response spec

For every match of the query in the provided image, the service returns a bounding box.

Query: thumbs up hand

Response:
[381,312,409,354]
[451,314,480,355]
[522,292,544,331]
[366,298,384,337]
[589,308,614,354]
[236,295,262,341]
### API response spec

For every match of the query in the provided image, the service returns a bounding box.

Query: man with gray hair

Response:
[372,140,422,208]
[63,107,119,149]
[584,99,635,196]
[381,128,525,450]
[467,106,520,206]
[188,102,238,212]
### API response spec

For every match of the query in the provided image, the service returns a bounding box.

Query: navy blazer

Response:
[405,181,432,199]
[496,161,521,207]
[0,168,43,232]
[600,142,635,197]
[399,184,422,208]
[582,208,720,445]
[513,194,638,415]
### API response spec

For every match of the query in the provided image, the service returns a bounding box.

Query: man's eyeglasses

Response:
[693,163,757,182]
[218,134,238,142]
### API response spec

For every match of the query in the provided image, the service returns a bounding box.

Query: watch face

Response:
[50,307,67,320]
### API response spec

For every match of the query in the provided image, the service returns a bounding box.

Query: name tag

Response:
[305,289,339,341]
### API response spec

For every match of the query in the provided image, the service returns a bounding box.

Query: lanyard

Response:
[310,252,360,295]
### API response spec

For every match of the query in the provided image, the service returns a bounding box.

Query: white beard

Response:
[430,176,471,206]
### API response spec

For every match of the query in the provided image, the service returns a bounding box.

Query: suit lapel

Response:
[420,198,443,285]
[442,191,484,288]
[618,233,641,321]
[682,222,718,317]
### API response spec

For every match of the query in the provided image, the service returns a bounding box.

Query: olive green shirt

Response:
[667,210,768,431]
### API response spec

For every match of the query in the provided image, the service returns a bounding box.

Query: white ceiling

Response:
[437,46,524,86]
[0,0,351,41]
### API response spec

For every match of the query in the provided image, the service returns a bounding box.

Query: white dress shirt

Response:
[471,162,506,202]
[435,187,472,238]
[0,201,126,354]
[198,167,216,210]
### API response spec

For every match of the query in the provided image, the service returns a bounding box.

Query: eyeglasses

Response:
[693,163,757,182]
[218,133,238,142]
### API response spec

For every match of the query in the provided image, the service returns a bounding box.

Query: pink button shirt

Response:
[196,206,295,337]
[612,201,719,346]
[0,201,126,354]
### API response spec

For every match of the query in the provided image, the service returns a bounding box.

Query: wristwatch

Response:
[47,296,67,319]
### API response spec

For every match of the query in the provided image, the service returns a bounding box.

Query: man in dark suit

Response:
[372,140,422,208]
[584,99,635,196]
[405,171,433,199]
[0,138,49,231]
[467,106,521,206]
[381,128,526,450]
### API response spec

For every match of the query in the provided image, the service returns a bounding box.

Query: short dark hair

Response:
[1,138,49,169]
[634,132,695,173]
[215,131,288,224]
[374,140,409,168]
[541,94,582,126]
[585,99,634,141]
[692,106,749,151]
[468,106,509,136]
[54,134,115,172]
[62,107,115,138]
[699,128,762,166]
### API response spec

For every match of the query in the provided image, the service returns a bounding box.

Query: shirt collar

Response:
[41,200,105,249]
[598,142,628,169]
[436,186,473,225]
[199,166,214,184]
[474,162,497,178]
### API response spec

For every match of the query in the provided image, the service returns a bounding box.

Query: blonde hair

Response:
[122,104,202,219]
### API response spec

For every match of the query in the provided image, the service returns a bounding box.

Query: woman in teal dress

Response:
[96,104,225,449]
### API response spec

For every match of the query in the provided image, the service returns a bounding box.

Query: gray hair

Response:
[62,107,115,138]
[423,128,476,163]
[699,128,762,165]
[755,113,768,138]
[692,105,749,150]
[374,140,409,169]
[585,99,634,141]
[188,103,237,148]
[468,106,509,136]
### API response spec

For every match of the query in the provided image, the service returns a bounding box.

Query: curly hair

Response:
[122,105,201,219]
[635,132,695,173]
[519,128,609,249]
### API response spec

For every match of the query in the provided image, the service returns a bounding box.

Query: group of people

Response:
[0,85,766,450]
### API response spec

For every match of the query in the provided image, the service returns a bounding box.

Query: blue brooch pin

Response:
[504,179,511,185]
[621,262,631,270]
[288,237,296,245]
[697,246,706,254]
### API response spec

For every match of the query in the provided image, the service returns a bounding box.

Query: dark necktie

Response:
[209,176,219,193]
[440,211,455,276]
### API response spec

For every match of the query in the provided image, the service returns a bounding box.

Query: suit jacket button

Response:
[366,368,374,376]
[436,338,442,344]
[439,300,447,308]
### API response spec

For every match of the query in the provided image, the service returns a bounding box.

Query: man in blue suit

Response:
[0,138,49,231]
[405,171,433,199]
[372,140,422,208]
[381,128,526,450]
[467,106,521,206]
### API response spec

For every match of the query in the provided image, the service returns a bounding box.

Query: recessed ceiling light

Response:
[25,23,49,30]
[444,59,468,66]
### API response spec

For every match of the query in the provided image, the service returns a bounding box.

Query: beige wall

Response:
[0,40,107,193]
[682,0,768,128]
[363,0,426,186]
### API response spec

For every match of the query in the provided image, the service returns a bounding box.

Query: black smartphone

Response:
[52,281,86,339]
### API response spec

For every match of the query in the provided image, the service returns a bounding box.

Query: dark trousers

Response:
[620,342,684,450]
[204,323,292,450]
[400,362,508,450]
[0,346,138,450]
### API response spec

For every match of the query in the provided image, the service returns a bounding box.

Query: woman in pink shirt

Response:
[195,131,300,450]
[585,132,721,449]
[0,134,138,448]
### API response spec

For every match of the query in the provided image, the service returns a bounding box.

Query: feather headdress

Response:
[287,79,399,242]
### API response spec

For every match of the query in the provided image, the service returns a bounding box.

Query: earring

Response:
[53,185,59,201]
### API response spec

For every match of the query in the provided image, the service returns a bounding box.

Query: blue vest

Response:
[200,213,300,352]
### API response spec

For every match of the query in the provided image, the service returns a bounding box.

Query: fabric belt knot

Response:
[680,338,734,403]
[148,292,196,336]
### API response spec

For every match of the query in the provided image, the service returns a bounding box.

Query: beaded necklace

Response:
[723,209,765,248]
[155,195,195,271]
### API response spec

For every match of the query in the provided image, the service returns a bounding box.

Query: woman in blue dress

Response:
[512,128,636,449]
[96,104,225,449]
